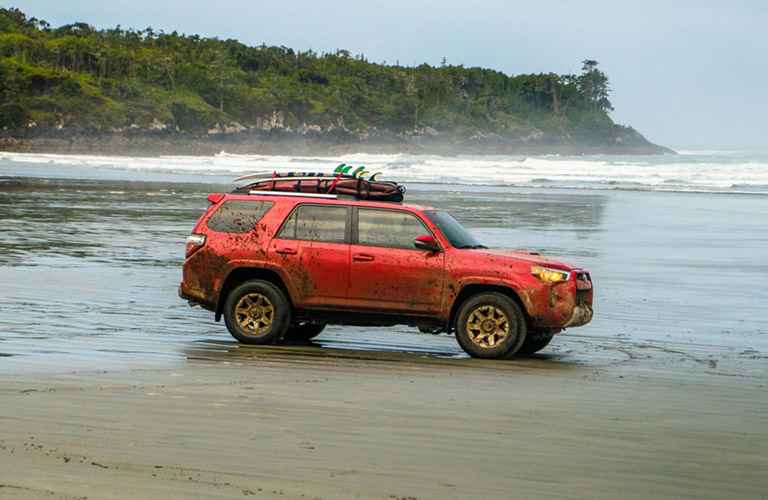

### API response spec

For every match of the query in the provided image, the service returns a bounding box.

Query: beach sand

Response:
[2,336,766,500]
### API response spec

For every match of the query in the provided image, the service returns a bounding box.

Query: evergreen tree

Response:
[577,59,613,114]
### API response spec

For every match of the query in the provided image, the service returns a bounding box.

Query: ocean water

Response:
[1,150,767,367]
[3,149,768,194]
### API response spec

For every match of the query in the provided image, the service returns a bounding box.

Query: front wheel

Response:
[283,322,326,342]
[455,293,526,359]
[223,280,290,344]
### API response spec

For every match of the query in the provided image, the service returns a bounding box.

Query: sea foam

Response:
[2,150,767,194]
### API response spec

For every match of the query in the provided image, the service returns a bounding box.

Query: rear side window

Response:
[206,200,274,233]
[357,208,430,249]
[277,205,348,243]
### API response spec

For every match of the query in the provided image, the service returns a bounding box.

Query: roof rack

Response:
[233,175,405,203]
[247,190,340,199]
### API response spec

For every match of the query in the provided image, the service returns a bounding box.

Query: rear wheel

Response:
[224,280,290,344]
[455,293,526,359]
[283,322,326,342]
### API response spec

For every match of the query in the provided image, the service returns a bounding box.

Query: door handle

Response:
[275,247,298,255]
[352,253,375,261]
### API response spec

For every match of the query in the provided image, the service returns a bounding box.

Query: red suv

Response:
[179,189,593,359]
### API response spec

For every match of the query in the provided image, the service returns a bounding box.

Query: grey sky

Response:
[6,0,768,150]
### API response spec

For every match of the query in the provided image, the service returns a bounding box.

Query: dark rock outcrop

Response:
[0,125,674,156]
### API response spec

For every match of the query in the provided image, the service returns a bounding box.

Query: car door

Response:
[269,204,350,308]
[348,207,444,314]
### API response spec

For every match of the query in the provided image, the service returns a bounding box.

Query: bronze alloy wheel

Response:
[465,305,509,347]
[234,293,274,334]
[224,280,290,344]
[455,292,526,358]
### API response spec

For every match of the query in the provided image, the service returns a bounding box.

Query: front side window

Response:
[277,205,348,243]
[206,200,274,233]
[424,210,483,249]
[357,208,431,249]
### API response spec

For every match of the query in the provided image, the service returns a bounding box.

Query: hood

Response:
[473,248,581,270]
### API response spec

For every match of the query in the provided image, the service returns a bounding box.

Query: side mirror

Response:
[414,234,441,252]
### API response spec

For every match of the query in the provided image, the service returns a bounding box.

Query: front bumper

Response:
[563,303,594,328]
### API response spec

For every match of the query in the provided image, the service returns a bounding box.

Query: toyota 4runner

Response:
[179,188,593,359]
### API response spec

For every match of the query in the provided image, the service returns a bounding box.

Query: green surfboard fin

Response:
[352,167,366,178]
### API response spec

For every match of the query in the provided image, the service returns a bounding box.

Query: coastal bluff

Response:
[0,124,673,156]
[1,7,673,156]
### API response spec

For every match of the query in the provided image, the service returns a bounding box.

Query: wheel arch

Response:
[215,267,291,321]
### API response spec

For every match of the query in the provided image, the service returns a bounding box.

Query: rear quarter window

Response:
[206,200,274,233]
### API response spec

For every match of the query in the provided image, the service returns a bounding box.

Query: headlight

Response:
[531,265,570,283]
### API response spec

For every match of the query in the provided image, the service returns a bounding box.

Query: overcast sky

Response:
[6,0,768,150]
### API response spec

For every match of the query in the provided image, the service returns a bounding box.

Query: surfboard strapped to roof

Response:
[233,164,382,183]
[232,165,404,202]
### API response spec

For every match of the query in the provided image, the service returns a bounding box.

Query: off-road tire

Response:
[224,280,290,344]
[517,331,555,355]
[283,322,326,342]
[455,292,527,359]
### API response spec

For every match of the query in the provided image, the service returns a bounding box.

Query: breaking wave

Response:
[2,150,768,194]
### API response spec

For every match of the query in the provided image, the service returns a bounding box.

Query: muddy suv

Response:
[179,191,593,359]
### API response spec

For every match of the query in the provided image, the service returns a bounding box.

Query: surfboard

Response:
[233,167,382,183]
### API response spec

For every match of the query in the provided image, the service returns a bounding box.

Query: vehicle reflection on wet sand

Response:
[183,329,584,375]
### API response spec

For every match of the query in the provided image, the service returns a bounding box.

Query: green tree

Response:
[0,6,623,141]
[577,59,612,114]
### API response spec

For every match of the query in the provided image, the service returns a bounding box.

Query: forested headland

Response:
[0,7,671,155]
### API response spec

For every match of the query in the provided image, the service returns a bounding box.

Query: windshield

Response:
[424,210,485,249]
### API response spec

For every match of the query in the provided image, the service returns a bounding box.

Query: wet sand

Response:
[2,338,767,500]
[2,172,768,498]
